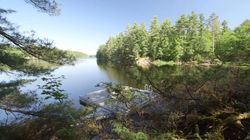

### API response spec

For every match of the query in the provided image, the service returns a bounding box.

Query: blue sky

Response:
[1,0,250,54]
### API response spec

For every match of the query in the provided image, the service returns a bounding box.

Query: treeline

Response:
[65,50,88,58]
[0,45,88,73]
[97,12,250,66]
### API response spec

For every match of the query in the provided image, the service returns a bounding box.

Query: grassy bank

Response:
[151,59,250,68]
[152,60,177,67]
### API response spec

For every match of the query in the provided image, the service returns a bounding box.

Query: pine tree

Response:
[159,19,175,61]
[195,14,213,61]
[208,13,222,57]
[175,14,188,61]
[148,16,160,60]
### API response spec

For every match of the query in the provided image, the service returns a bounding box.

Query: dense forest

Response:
[97,12,250,66]
[1,1,250,140]
[94,12,250,140]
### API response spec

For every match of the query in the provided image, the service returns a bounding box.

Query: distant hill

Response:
[66,50,88,58]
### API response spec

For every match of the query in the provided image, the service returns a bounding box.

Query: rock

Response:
[136,57,151,68]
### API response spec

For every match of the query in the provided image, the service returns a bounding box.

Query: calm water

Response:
[20,58,114,108]
[2,58,151,108]
[1,57,250,108]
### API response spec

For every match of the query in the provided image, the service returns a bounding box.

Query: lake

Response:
[1,58,154,108]
[1,57,250,109]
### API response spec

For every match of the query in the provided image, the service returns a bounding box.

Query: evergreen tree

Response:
[216,28,236,61]
[159,19,175,61]
[175,15,188,61]
[148,17,160,60]
[195,14,213,61]
[208,13,222,57]
[138,23,149,57]
[97,12,250,65]
[185,11,199,61]
[234,20,250,62]
[222,20,229,33]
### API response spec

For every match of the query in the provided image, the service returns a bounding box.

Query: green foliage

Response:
[38,74,67,103]
[112,122,148,140]
[216,29,237,61]
[0,80,37,109]
[65,50,88,58]
[97,23,149,65]
[97,12,250,66]
[0,45,26,69]
[1,5,250,139]
[0,2,89,140]
[216,20,250,63]
[107,84,134,102]
[159,19,177,61]
[233,20,250,62]
[153,132,184,140]
[2,45,65,76]
[148,17,160,60]
[208,13,222,57]
[152,60,176,66]
[98,64,250,139]
[0,7,75,71]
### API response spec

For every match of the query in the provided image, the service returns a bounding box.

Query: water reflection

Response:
[1,58,249,139]
[98,62,250,112]
[98,62,250,139]
[2,58,250,109]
